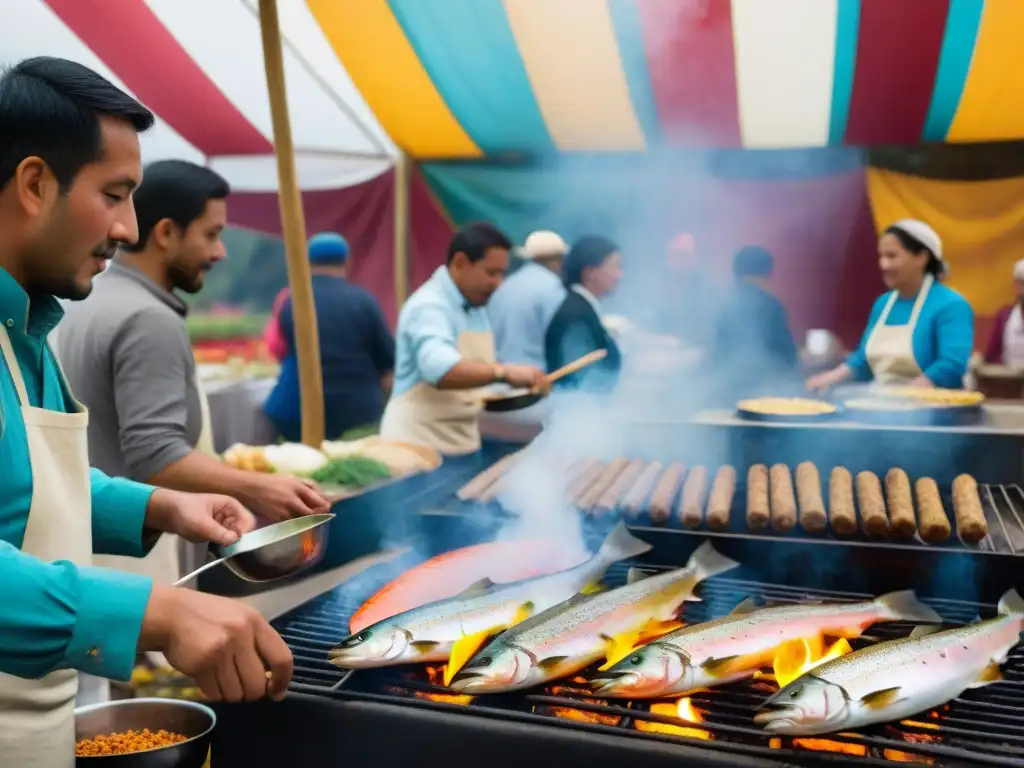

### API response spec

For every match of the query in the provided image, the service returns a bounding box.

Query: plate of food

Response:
[877,386,985,409]
[736,396,839,423]
[844,389,984,426]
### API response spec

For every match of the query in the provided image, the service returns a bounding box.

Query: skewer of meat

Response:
[795,462,827,534]
[648,463,686,523]
[578,458,630,512]
[456,450,522,500]
[952,473,988,543]
[914,477,952,543]
[678,466,708,529]
[769,464,797,533]
[828,467,858,537]
[884,468,917,540]
[595,459,647,516]
[706,466,736,531]
[621,461,663,517]
[856,471,889,538]
[570,462,606,505]
[746,465,770,531]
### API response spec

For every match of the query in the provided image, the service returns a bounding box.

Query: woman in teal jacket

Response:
[808,219,974,391]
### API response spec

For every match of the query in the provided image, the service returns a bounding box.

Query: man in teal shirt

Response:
[0,57,293,762]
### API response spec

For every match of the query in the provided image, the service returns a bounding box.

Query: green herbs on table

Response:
[312,455,393,488]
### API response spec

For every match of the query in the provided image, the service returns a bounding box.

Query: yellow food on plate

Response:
[878,387,984,407]
[737,397,837,416]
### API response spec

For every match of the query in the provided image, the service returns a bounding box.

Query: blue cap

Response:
[308,232,350,265]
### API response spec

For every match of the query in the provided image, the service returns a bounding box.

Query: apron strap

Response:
[907,274,934,328]
[0,325,31,407]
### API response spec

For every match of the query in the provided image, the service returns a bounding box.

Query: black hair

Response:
[0,56,154,192]
[884,225,944,277]
[447,221,512,266]
[733,246,774,279]
[563,235,619,287]
[121,160,230,252]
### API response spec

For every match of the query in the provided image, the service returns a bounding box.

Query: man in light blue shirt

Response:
[0,57,292,763]
[489,230,569,370]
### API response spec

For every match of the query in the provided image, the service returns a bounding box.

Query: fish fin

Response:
[908,625,943,639]
[626,567,651,584]
[580,581,606,595]
[968,661,1003,688]
[513,601,535,624]
[444,630,495,686]
[637,619,685,645]
[410,640,441,652]
[685,541,740,583]
[595,521,652,566]
[860,687,902,710]
[598,631,643,671]
[538,655,568,670]
[730,597,760,616]
[875,590,943,624]
[458,578,496,597]
[700,655,743,677]
[998,588,1024,617]
[684,594,703,603]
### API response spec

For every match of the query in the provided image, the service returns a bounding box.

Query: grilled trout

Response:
[449,541,739,694]
[591,590,941,698]
[754,588,1024,735]
[327,522,650,679]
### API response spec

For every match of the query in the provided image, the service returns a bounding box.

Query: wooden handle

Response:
[547,349,608,384]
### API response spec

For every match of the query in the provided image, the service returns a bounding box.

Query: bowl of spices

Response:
[75,698,214,766]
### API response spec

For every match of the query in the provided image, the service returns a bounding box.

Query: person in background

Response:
[808,219,974,391]
[983,258,1024,367]
[545,235,624,392]
[711,246,799,399]
[658,232,721,350]
[489,230,568,369]
[381,222,549,456]
[0,57,292,764]
[264,232,395,441]
[59,159,329,585]
[263,285,290,362]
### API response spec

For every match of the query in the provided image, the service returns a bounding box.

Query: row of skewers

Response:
[328,523,1021,736]
[457,455,989,543]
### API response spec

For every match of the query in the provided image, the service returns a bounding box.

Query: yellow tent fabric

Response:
[865,168,1023,319]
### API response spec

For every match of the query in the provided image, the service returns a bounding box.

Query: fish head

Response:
[753,675,850,735]
[448,644,534,693]
[590,643,690,698]
[328,622,412,668]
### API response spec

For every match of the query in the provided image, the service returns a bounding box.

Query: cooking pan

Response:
[482,350,608,413]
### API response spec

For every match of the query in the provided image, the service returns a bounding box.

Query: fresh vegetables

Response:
[312,455,392,487]
[223,442,328,476]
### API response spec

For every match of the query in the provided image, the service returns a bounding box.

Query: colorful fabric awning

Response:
[313,0,1024,158]
[5,0,395,191]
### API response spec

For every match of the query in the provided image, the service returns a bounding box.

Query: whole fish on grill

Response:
[591,590,941,698]
[754,588,1024,735]
[449,541,739,694]
[327,522,651,683]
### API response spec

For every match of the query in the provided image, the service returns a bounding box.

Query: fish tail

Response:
[875,590,943,624]
[686,541,739,583]
[595,521,652,568]
[998,588,1024,617]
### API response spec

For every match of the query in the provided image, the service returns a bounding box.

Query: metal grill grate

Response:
[273,560,1024,766]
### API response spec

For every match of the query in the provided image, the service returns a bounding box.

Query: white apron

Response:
[1003,305,1024,369]
[380,331,495,456]
[865,275,933,385]
[0,326,92,767]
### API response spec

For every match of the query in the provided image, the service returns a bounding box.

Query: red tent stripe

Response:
[44,0,272,157]
[843,0,950,145]
[634,0,741,147]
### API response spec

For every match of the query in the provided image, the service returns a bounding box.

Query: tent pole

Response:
[258,0,324,447]
[393,150,411,310]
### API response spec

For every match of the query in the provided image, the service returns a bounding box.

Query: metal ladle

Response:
[173,513,335,587]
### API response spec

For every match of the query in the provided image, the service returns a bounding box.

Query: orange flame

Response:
[637,698,712,740]
[773,635,853,688]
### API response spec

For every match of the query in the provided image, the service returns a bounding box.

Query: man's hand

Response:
[241,474,332,523]
[146,489,257,547]
[502,364,551,395]
[141,585,293,702]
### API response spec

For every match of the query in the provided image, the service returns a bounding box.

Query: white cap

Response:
[889,219,943,261]
[523,230,568,260]
[1014,259,1024,281]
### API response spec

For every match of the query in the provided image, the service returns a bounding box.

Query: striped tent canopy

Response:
[316,0,1022,158]
[5,0,396,192]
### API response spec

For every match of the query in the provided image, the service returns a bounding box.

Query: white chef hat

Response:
[523,230,568,260]
[888,219,947,276]
[1014,258,1024,281]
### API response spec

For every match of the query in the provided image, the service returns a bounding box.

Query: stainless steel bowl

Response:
[75,698,214,766]
[219,512,334,582]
